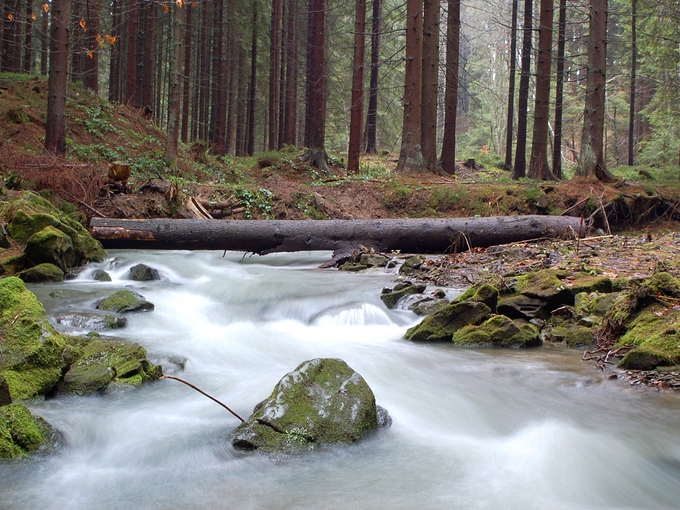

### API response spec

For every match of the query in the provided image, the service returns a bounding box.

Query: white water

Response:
[2,250,680,510]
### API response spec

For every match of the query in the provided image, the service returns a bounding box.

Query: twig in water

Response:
[159,375,246,422]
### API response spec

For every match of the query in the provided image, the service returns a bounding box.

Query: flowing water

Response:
[2,250,680,510]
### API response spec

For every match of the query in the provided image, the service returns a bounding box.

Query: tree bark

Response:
[45,0,71,155]
[91,215,585,254]
[552,0,567,178]
[504,0,518,171]
[305,0,329,172]
[247,1,258,156]
[348,0,367,173]
[528,0,556,180]
[181,2,193,143]
[83,0,99,94]
[124,0,138,105]
[627,0,637,166]
[513,0,532,179]
[22,0,33,74]
[397,0,424,173]
[365,0,381,154]
[164,2,184,166]
[577,0,615,181]
[269,0,283,150]
[209,0,226,154]
[421,0,440,172]
[441,0,460,175]
[108,0,122,102]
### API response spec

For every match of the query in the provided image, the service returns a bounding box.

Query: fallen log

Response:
[90,215,585,254]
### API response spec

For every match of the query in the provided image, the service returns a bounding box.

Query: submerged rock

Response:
[97,290,154,313]
[91,269,112,282]
[0,403,61,459]
[230,358,389,455]
[129,263,161,281]
[380,281,426,309]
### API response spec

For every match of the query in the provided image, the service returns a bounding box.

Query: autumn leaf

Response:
[192,1,197,6]
[87,50,93,59]
[79,18,86,31]
[176,0,184,7]
[96,34,101,42]
[163,4,169,12]
[7,13,13,20]
[43,3,49,12]
[105,34,117,45]
[31,13,37,20]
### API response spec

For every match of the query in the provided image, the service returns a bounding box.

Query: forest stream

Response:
[2,250,680,509]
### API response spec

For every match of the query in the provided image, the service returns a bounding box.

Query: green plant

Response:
[79,105,119,138]
[428,186,460,211]
[230,187,274,218]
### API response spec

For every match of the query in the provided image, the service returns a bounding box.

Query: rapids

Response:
[1,250,679,510]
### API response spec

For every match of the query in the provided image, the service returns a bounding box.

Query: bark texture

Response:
[91,216,585,254]
[348,0,367,173]
[441,0,460,175]
[45,0,71,155]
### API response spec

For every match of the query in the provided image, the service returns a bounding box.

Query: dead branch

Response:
[159,375,245,422]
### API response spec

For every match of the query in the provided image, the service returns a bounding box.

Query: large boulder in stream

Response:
[97,290,154,313]
[0,403,61,460]
[230,358,390,456]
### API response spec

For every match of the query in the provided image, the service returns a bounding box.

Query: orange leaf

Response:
[176,0,184,6]
[163,4,169,12]
[31,13,37,20]
[95,34,101,42]
[87,50,93,59]
[43,3,49,12]
[7,13,13,20]
[79,18,87,31]
[192,1,197,6]
[99,39,105,47]
[106,34,117,45]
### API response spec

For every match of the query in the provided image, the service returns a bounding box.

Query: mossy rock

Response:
[91,269,112,282]
[566,274,612,295]
[0,224,11,248]
[359,253,390,268]
[18,263,65,283]
[61,337,162,395]
[129,263,161,281]
[512,269,572,303]
[546,323,595,348]
[618,347,676,371]
[339,262,368,272]
[230,358,385,455]
[0,403,60,459]
[405,301,492,342]
[452,315,541,348]
[7,209,60,244]
[497,294,549,320]
[613,307,680,369]
[412,298,449,316]
[97,290,155,313]
[24,226,76,271]
[380,282,426,309]
[0,277,66,400]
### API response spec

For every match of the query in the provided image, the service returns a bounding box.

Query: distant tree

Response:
[397,0,424,172]
[552,0,567,178]
[180,1,194,143]
[281,0,298,148]
[348,0,366,173]
[269,0,283,150]
[627,0,637,166]
[165,2,185,166]
[503,0,518,171]
[305,0,329,172]
[45,0,71,155]
[247,1,258,156]
[364,0,382,155]
[209,0,227,154]
[124,0,138,105]
[441,0,461,175]
[421,0,440,172]
[513,0,532,179]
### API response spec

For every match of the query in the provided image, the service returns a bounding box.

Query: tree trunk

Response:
[441,0,460,175]
[503,0,518,171]
[22,0,33,74]
[84,0,99,94]
[268,0,283,150]
[365,0,381,154]
[348,0,367,173]
[281,0,298,148]
[305,0,329,172]
[627,0,637,166]
[209,0,227,154]
[124,0,138,105]
[91,216,585,254]
[45,0,71,155]
[197,0,210,141]
[552,0,567,178]
[397,0,424,173]
[528,0,556,180]
[181,2,193,143]
[421,0,440,172]
[165,3,184,166]
[513,0,532,179]
[247,1,258,156]
[577,0,615,181]
[41,5,48,75]
[108,0,122,102]
[235,47,248,157]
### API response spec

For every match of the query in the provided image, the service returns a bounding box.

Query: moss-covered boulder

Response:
[380,282,426,309]
[574,291,619,319]
[230,358,387,455]
[412,298,449,316]
[0,403,60,459]
[91,269,112,282]
[18,263,65,283]
[96,290,154,313]
[452,315,541,348]
[359,253,389,268]
[61,336,162,395]
[497,294,549,320]
[405,301,492,342]
[0,277,66,400]
[129,263,161,281]
[24,226,76,271]
[546,323,595,347]
[0,373,11,406]
[511,269,572,303]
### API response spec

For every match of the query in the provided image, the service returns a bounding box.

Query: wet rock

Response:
[545,323,594,347]
[0,374,11,406]
[380,281,426,309]
[412,298,449,316]
[61,336,162,395]
[18,263,65,283]
[24,226,76,271]
[452,315,541,348]
[230,358,387,455]
[0,224,11,248]
[405,301,492,342]
[129,263,161,281]
[619,348,673,371]
[510,269,572,304]
[339,262,368,272]
[91,269,112,282]
[0,277,66,400]
[56,313,127,331]
[497,294,549,320]
[97,290,154,313]
[359,253,389,268]
[0,403,61,460]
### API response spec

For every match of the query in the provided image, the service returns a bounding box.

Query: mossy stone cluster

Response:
[0,403,60,460]
[230,358,385,455]
[405,268,615,349]
[0,191,105,280]
[97,290,155,313]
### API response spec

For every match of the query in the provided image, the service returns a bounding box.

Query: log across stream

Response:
[90,215,585,254]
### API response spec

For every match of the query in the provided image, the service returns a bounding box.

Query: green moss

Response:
[452,315,541,348]
[0,403,55,459]
[19,263,65,282]
[405,301,492,342]
[97,290,154,313]
[513,269,571,302]
[548,324,595,348]
[7,209,60,244]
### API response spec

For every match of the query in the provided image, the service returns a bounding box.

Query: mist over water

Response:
[3,250,680,509]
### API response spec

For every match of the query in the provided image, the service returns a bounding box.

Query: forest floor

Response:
[2,73,680,390]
